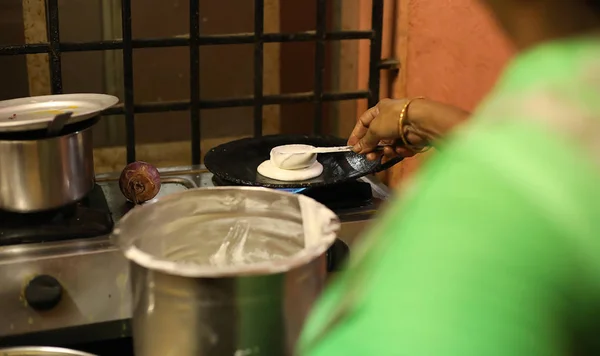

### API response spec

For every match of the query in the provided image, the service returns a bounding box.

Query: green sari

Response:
[299,37,600,355]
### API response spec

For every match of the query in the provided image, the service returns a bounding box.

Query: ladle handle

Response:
[311,144,386,154]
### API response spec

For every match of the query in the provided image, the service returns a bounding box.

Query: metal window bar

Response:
[254,0,264,137]
[314,0,326,133]
[121,0,135,163]
[0,0,387,164]
[189,0,201,164]
[46,0,62,94]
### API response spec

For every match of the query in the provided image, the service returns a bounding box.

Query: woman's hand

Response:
[348,99,415,162]
[348,98,471,161]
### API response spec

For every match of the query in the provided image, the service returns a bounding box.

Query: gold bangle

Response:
[398,96,431,153]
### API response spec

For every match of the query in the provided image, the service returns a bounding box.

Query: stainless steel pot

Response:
[113,187,340,356]
[0,346,96,355]
[0,122,95,212]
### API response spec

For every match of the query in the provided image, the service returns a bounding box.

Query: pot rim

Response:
[0,119,96,143]
[112,186,341,278]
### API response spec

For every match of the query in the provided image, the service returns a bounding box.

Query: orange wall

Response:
[389,0,515,187]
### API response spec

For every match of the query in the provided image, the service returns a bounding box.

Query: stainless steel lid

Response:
[0,94,119,132]
[0,346,96,356]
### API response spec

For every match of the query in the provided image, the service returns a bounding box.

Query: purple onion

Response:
[119,161,161,204]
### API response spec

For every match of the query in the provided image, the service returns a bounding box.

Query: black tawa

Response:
[204,135,402,188]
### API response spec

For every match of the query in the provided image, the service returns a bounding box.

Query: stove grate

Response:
[0,184,113,246]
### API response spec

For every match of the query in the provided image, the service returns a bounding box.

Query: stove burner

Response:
[0,184,113,246]
[211,175,373,210]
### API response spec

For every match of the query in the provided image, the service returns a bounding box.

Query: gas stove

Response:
[0,165,390,347]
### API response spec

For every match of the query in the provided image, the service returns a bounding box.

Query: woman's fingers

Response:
[348,106,379,146]
[381,155,393,165]
[395,146,417,158]
[383,145,396,158]
[365,146,399,162]
[354,128,382,153]
[364,143,416,163]
[366,151,383,161]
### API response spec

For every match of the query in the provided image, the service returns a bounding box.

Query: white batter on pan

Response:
[257,144,324,181]
[257,160,323,181]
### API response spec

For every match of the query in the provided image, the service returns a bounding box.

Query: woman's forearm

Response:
[405,99,471,147]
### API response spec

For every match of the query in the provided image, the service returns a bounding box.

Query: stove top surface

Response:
[0,166,388,247]
[0,166,391,341]
[0,184,113,246]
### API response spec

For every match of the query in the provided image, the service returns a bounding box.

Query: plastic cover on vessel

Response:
[112,187,340,277]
